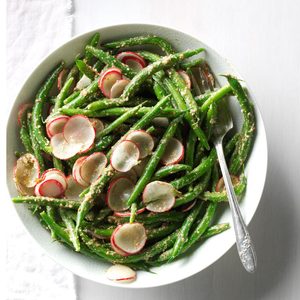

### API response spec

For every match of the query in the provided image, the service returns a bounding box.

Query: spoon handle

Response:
[215,141,257,273]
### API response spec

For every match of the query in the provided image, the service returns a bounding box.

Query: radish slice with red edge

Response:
[116,51,146,67]
[143,181,176,212]
[15,182,35,196]
[46,115,70,138]
[65,175,85,199]
[17,103,32,127]
[80,152,107,184]
[111,223,146,255]
[152,117,169,127]
[111,168,138,183]
[110,238,130,256]
[63,115,95,153]
[110,140,140,172]
[51,133,82,160]
[161,137,184,165]
[76,74,92,90]
[114,207,145,217]
[35,179,64,198]
[14,153,40,188]
[123,57,145,72]
[110,79,130,98]
[125,130,154,159]
[41,168,67,190]
[216,175,240,192]
[106,177,134,211]
[89,118,104,135]
[72,156,89,187]
[98,67,122,98]
[181,200,197,212]
[132,157,149,177]
[177,70,191,89]
[106,264,136,283]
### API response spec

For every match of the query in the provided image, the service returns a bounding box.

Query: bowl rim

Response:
[6,23,268,289]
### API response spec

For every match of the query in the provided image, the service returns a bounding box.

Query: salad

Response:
[12,33,255,283]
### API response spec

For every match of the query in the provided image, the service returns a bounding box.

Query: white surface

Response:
[6,24,267,289]
[73,0,300,299]
[5,0,76,299]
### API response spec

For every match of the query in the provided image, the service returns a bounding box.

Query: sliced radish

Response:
[15,182,35,196]
[89,118,104,135]
[63,115,95,153]
[51,133,82,160]
[65,175,85,199]
[106,264,136,283]
[111,238,130,256]
[98,68,122,98]
[125,130,154,159]
[116,51,146,66]
[80,152,107,184]
[17,103,32,126]
[41,168,67,190]
[216,175,240,192]
[110,140,140,172]
[46,115,70,138]
[35,179,64,198]
[177,70,191,89]
[143,181,176,213]
[111,223,146,255]
[72,156,89,187]
[57,69,66,91]
[13,153,40,188]
[161,137,184,165]
[110,79,130,98]
[76,74,92,90]
[111,168,138,183]
[123,57,144,72]
[181,200,197,212]
[114,207,145,217]
[132,157,149,177]
[152,117,169,127]
[106,177,134,211]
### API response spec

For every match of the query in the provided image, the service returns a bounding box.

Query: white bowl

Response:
[6,24,268,288]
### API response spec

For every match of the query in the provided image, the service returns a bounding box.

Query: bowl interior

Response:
[6,24,268,288]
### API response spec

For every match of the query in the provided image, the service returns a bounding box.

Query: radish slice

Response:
[63,115,95,153]
[110,79,130,98]
[132,157,149,177]
[122,57,144,72]
[106,264,136,283]
[80,152,107,184]
[98,68,122,98]
[152,117,169,127]
[106,177,134,211]
[18,103,32,126]
[125,130,154,159]
[51,133,82,160]
[143,181,176,212]
[111,223,146,255]
[41,168,67,190]
[15,182,35,196]
[112,168,138,183]
[46,115,70,138]
[57,69,66,91]
[35,179,64,198]
[14,153,40,188]
[76,74,92,90]
[111,238,130,256]
[114,207,145,217]
[110,140,140,172]
[89,118,104,135]
[216,175,240,192]
[65,175,85,199]
[177,70,191,89]
[72,156,89,187]
[161,138,184,165]
[116,51,146,67]
[181,200,197,212]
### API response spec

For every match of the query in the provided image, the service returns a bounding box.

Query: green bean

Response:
[129,203,138,223]
[95,207,112,223]
[86,46,136,79]
[180,58,205,69]
[63,90,80,105]
[121,48,205,101]
[12,196,81,209]
[104,35,175,54]
[146,223,180,240]
[65,64,79,84]
[137,50,161,63]
[225,76,256,175]
[173,169,211,208]
[195,92,212,106]
[200,85,232,112]
[59,208,80,251]
[152,164,192,181]
[32,63,64,154]
[185,130,197,167]
[85,32,100,63]
[127,116,181,206]
[46,206,57,239]
[85,227,114,239]
[76,59,96,80]
[53,77,74,112]
[53,157,64,172]
[169,201,203,261]
[205,101,217,139]
[19,108,33,153]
